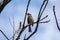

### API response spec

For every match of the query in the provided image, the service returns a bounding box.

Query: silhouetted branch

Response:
[0,0,11,13]
[0,30,9,40]
[16,0,49,40]
[16,0,31,40]
[0,0,50,40]
[53,5,60,32]
[40,20,50,23]
[24,20,50,29]
[40,0,48,18]
[40,15,48,21]
[10,18,50,40]
[38,0,48,18]
[19,21,22,30]
[23,0,31,28]
[24,0,49,40]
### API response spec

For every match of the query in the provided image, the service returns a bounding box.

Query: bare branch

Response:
[19,21,22,30]
[9,17,50,40]
[0,0,50,40]
[23,0,31,28]
[0,0,11,13]
[25,20,50,29]
[40,15,48,21]
[40,20,50,23]
[16,0,31,40]
[0,30,9,40]
[53,5,60,32]
[10,22,22,40]
[40,0,48,18]
[25,0,49,40]
[16,0,49,40]
[38,0,48,18]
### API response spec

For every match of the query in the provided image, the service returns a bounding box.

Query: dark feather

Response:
[27,15,32,32]
[29,25,32,32]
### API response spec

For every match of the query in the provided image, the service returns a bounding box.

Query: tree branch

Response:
[24,0,49,40]
[0,30,9,40]
[24,20,50,29]
[40,0,48,19]
[23,0,31,28]
[40,15,48,21]
[40,20,50,23]
[16,0,31,40]
[53,5,60,32]
[0,0,11,13]
[16,0,49,40]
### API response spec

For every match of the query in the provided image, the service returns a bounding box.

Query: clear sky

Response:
[0,0,60,40]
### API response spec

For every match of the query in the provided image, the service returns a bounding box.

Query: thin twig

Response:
[53,5,60,32]
[24,20,50,29]
[40,15,48,21]
[0,30,9,40]
[8,17,15,40]
[9,17,15,33]
[19,21,22,29]
[40,20,50,23]
[38,0,47,18]
[40,0,48,19]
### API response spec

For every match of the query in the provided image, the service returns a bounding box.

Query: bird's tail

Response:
[32,24,33,27]
[28,26,32,32]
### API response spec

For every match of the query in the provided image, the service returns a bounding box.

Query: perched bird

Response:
[27,13,34,32]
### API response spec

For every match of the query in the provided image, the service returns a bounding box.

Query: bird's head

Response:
[26,13,31,16]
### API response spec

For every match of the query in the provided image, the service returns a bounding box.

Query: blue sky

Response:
[0,0,60,40]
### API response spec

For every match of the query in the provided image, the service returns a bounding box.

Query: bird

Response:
[27,13,34,32]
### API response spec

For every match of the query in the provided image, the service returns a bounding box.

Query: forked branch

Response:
[24,0,49,40]
[16,0,31,40]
